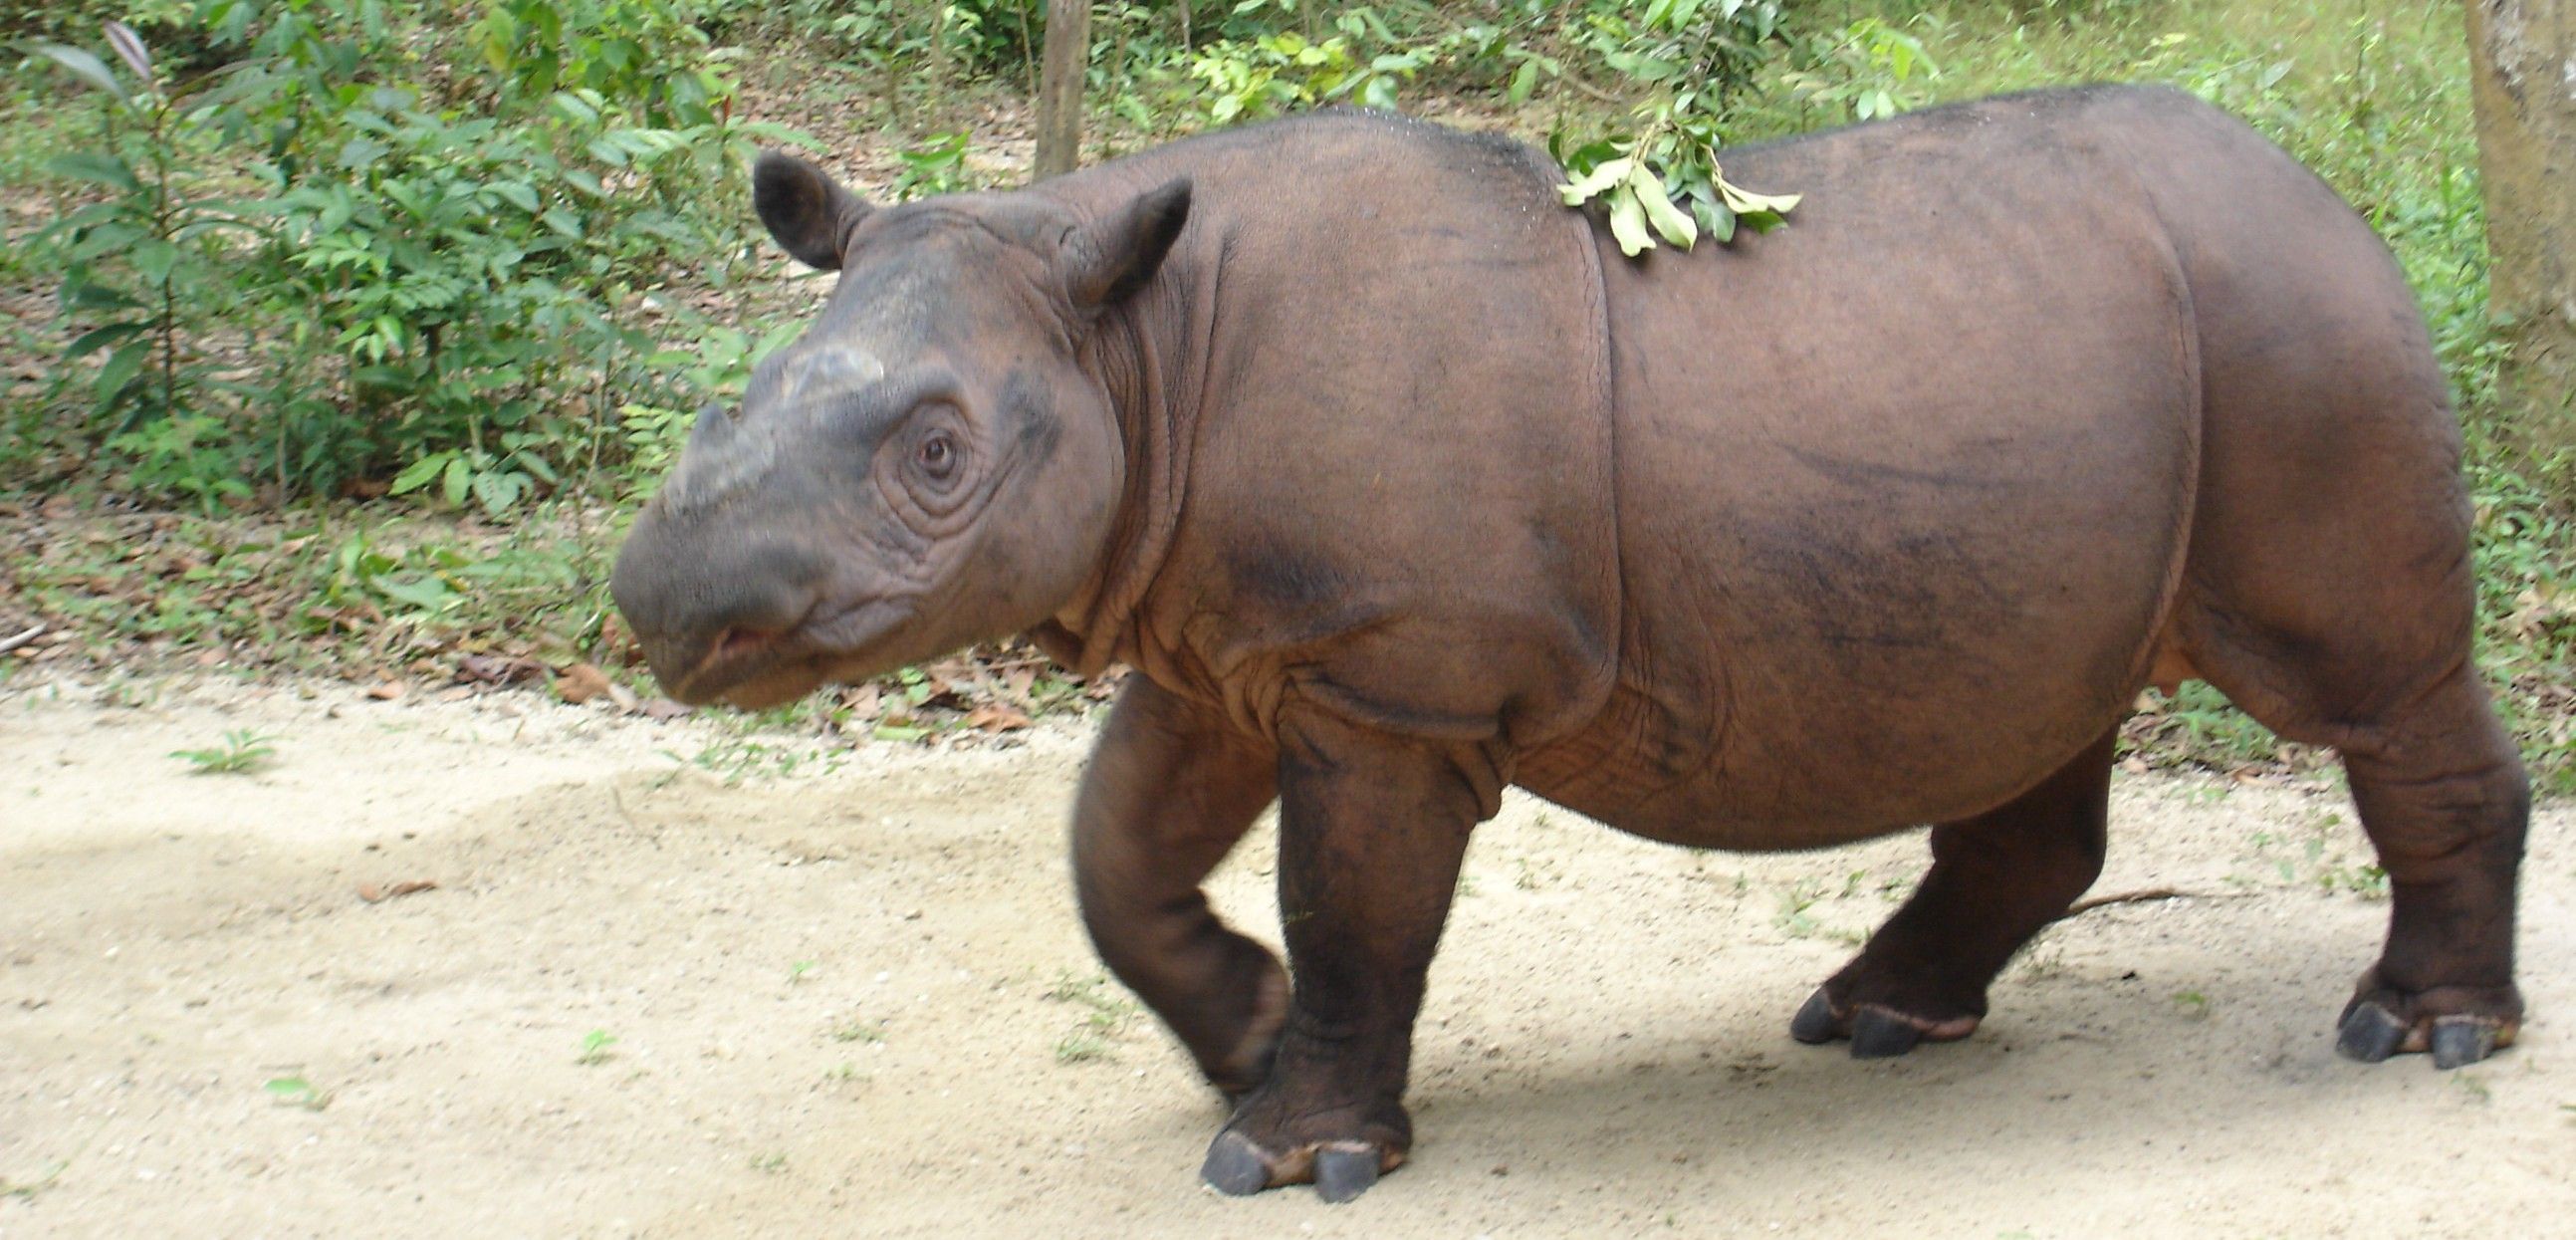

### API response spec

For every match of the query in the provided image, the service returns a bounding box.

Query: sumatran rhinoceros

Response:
[609,85,2528,1202]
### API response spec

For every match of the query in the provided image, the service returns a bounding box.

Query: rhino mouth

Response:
[673,596,917,709]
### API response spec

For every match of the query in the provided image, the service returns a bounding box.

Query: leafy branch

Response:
[1547,0,1804,256]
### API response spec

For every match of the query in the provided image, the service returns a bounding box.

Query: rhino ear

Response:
[1065,178,1192,310]
[753,150,872,271]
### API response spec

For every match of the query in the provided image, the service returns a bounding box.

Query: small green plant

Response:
[788,959,818,985]
[2172,990,2212,1022]
[263,1076,331,1111]
[678,735,846,784]
[1,1160,72,1200]
[830,1018,887,1044]
[1043,970,1134,1063]
[1773,876,1826,938]
[577,1029,619,1065]
[171,729,277,775]
[748,1150,789,1173]
[888,130,975,200]
[2234,812,2392,898]
[28,24,263,509]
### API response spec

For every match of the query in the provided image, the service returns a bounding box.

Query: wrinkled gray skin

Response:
[611,86,2528,1203]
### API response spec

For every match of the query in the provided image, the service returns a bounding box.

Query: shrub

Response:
[19,0,807,512]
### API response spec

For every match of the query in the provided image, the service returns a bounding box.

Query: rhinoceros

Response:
[609,85,2527,1202]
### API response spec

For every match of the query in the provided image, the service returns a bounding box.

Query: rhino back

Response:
[1525,87,2222,843]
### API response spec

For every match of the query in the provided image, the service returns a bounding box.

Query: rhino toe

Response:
[1200,1131,1274,1196]
[2336,971,2520,1069]
[2429,1018,2500,1070]
[1788,988,1841,1044]
[1847,1008,1928,1060]
[2334,1001,2408,1063]
[1312,1143,1382,1204]
[1786,986,1977,1059]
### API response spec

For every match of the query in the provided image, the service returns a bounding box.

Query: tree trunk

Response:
[1034,0,1091,180]
[2466,0,2576,476]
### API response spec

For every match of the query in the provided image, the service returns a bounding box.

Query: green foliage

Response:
[1179,9,1451,124]
[1776,15,1942,123]
[1073,0,1833,251]
[3,0,196,46]
[30,25,235,478]
[469,0,730,126]
[699,0,1046,88]
[17,0,808,511]
[888,129,976,199]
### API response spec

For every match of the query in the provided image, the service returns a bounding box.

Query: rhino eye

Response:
[917,429,960,481]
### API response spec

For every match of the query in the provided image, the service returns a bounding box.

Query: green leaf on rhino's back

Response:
[1631,169,1699,249]
[1606,186,1655,257]
[1557,157,1632,207]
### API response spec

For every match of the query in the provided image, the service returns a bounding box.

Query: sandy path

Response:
[2,674,2568,1238]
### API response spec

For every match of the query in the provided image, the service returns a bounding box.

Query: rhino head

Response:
[610,152,1191,708]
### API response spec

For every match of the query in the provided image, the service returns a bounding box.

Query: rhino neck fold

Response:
[1049,209,1221,677]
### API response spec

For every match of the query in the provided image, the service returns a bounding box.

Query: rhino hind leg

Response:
[2165,494,2525,1066]
[2331,695,2527,1069]
[1791,726,2117,1058]
[2200,651,2528,1069]
[1072,678,1289,1098]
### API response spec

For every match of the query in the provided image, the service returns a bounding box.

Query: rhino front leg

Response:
[1073,677,1286,1098]
[1201,711,1490,1203]
[1791,726,2116,1058]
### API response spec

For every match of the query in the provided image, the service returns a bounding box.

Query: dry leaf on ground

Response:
[356,879,437,903]
[556,662,615,704]
[963,703,1032,733]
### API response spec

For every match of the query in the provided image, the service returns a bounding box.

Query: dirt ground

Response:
[2,673,2569,1239]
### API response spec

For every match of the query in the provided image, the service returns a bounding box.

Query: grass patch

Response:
[1043,971,1137,1065]
[171,728,276,775]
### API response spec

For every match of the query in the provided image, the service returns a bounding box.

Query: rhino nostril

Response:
[711,626,781,663]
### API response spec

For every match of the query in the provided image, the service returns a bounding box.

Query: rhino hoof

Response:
[2429,1018,2499,1071]
[1847,1008,1926,1060]
[2334,1002,2407,1063]
[1201,1131,1273,1196]
[1312,1144,1381,1204]
[1789,989,1841,1044]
